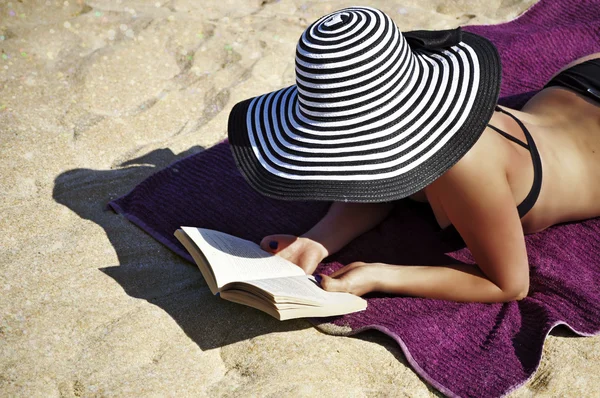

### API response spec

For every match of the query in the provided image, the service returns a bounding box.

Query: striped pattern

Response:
[245,6,480,181]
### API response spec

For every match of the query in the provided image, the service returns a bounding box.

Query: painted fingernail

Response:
[269,241,278,250]
[315,275,323,285]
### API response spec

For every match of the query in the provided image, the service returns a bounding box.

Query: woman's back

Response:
[522,84,600,230]
[425,55,600,234]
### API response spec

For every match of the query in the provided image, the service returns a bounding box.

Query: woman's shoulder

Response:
[448,125,512,179]
[430,132,512,205]
[428,133,525,235]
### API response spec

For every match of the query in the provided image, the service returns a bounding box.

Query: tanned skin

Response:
[258,53,600,303]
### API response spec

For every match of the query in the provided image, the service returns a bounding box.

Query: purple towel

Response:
[109,1,600,397]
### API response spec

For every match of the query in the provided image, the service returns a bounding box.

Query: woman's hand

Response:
[260,234,328,275]
[260,202,394,276]
[319,262,389,296]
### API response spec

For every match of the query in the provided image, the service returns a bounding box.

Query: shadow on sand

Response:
[52,146,309,351]
[53,144,518,390]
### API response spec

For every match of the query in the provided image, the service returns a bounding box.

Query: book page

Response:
[221,275,367,320]
[181,227,305,289]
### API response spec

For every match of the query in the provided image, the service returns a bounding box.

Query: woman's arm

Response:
[303,201,395,256]
[261,201,394,274]
[321,261,527,302]
[321,148,531,303]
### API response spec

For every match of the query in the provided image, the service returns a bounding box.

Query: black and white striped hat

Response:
[228,6,501,202]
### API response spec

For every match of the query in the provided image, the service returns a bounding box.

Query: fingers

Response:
[260,234,298,253]
[319,262,371,296]
[319,274,347,292]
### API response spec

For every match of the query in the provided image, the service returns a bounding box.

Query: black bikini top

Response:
[487,106,543,219]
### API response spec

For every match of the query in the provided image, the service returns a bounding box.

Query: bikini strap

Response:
[491,106,543,219]
[487,124,529,149]
[487,106,529,149]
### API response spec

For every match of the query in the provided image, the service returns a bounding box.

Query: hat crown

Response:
[295,7,415,121]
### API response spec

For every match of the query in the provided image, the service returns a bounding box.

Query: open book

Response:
[174,227,367,321]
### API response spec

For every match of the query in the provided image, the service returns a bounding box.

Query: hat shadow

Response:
[52,146,309,351]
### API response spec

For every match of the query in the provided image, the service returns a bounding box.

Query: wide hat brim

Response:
[228,28,501,203]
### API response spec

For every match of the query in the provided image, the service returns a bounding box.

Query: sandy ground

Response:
[1,0,599,396]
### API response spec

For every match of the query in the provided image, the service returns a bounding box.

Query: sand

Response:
[1,0,599,396]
